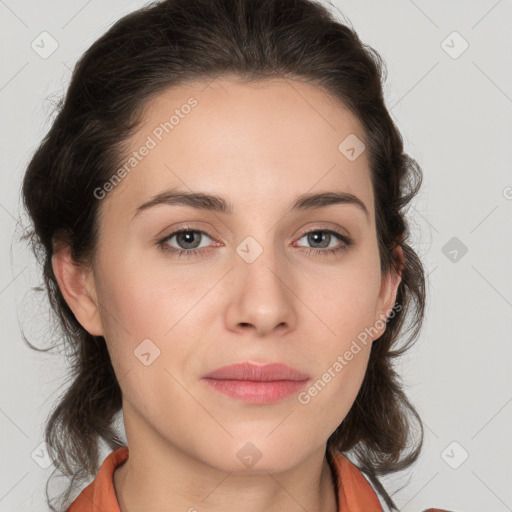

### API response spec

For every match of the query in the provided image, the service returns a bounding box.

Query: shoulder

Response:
[331,452,454,512]
[67,446,128,512]
[331,452,383,511]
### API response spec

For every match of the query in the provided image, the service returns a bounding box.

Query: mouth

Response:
[201,362,311,404]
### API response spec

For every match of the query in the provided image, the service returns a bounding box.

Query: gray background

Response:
[1,0,511,510]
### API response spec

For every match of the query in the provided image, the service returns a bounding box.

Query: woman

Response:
[21,0,451,510]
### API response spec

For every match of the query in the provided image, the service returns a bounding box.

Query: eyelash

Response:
[157,227,353,258]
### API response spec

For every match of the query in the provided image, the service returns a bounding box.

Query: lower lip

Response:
[203,378,309,404]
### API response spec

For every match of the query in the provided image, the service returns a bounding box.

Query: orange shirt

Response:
[67,445,383,511]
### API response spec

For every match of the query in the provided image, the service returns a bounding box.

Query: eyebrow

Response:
[133,188,369,219]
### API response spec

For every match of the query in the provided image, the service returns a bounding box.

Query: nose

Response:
[224,245,298,338]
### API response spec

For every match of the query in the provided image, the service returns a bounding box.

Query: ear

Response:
[373,245,404,339]
[51,241,104,336]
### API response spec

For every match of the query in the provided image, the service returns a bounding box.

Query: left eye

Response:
[295,229,348,250]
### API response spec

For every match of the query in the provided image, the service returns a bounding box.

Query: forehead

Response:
[101,76,374,222]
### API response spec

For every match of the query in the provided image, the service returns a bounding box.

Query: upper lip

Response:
[202,362,310,382]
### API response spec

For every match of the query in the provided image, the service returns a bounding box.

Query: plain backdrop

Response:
[1,0,511,511]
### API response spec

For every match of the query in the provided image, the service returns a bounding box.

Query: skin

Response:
[53,76,402,512]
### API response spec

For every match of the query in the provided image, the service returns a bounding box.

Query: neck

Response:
[114,434,338,512]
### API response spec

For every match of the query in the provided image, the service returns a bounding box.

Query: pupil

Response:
[180,231,198,248]
[310,231,328,248]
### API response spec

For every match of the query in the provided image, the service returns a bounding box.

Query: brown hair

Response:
[21,0,426,509]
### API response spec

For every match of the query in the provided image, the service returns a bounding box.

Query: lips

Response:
[202,362,310,381]
[201,362,311,404]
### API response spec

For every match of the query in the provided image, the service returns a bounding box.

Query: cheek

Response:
[297,335,372,438]
[93,256,209,390]
[94,253,185,338]
[91,261,169,384]
[293,256,381,421]
[298,259,382,343]
[290,340,372,462]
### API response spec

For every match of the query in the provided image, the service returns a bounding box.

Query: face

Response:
[81,77,400,472]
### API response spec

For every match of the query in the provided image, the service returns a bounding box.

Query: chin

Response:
[196,435,313,475]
